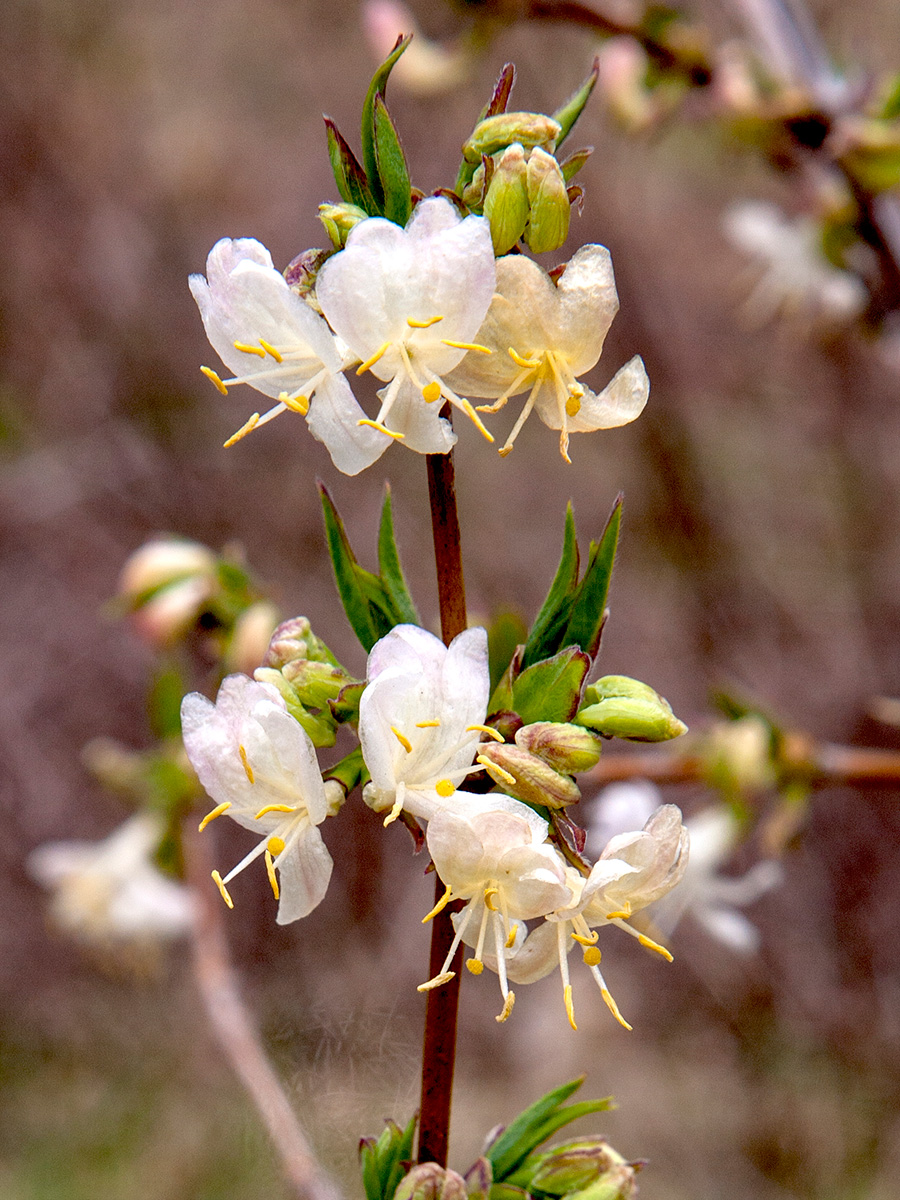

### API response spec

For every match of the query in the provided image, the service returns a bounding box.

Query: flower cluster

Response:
[182,623,688,1030]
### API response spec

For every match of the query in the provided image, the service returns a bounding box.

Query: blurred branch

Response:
[185,828,342,1200]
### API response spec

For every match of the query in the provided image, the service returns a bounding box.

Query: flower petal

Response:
[306,373,392,475]
[274,827,334,924]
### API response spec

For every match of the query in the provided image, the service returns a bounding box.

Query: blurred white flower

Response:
[316,197,497,454]
[364,1,471,97]
[445,245,648,462]
[28,813,195,948]
[119,536,218,647]
[181,674,334,924]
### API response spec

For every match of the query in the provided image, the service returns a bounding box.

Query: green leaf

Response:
[324,118,375,212]
[525,1100,616,1159]
[374,93,412,225]
[320,484,381,651]
[487,1079,586,1180]
[552,57,600,151]
[560,147,593,183]
[485,62,516,118]
[377,486,419,625]
[361,34,411,211]
[521,504,580,669]
[511,646,590,724]
[561,496,621,658]
[488,611,528,693]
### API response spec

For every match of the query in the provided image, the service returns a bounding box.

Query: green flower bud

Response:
[483,143,530,254]
[394,1164,468,1200]
[523,147,570,254]
[252,667,337,748]
[318,202,368,249]
[529,1139,638,1200]
[281,658,358,710]
[264,617,338,669]
[463,112,561,163]
[476,742,581,809]
[576,676,688,742]
[515,722,603,773]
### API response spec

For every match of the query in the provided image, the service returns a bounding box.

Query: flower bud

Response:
[515,722,603,774]
[463,112,561,163]
[483,143,530,254]
[119,537,216,600]
[523,147,570,254]
[394,1164,468,1200]
[264,617,337,669]
[476,742,581,809]
[576,676,688,742]
[281,657,358,709]
[703,714,775,793]
[318,202,368,249]
[253,668,338,748]
[225,601,281,675]
[529,1138,637,1199]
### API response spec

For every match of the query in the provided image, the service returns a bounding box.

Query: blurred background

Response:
[4,0,900,1196]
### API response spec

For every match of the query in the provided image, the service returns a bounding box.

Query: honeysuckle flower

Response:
[181,674,335,924]
[119,536,218,646]
[444,245,648,462]
[359,624,494,824]
[315,197,497,454]
[190,237,391,474]
[27,813,195,948]
[419,803,573,1022]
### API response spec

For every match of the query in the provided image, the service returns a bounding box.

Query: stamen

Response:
[483,887,500,912]
[601,986,633,1031]
[564,984,578,1031]
[417,970,456,992]
[238,744,255,784]
[422,381,442,403]
[258,339,283,362]
[233,341,266,358]
[211,870,234,909]
[198,801,231,833]
[416,720,441,728]
[637,933,674,962]
[279,391,309,415]
[254,804,295,819]
[466,724,504,741]
[498,376,543,457]
[466,958,484,975]
[421,883,453,924]
[571,930,599,947]
[358,418,404,439]
[391,726,413,753]
[224,413,260,448]
[267,836,286,857]
[566,394,582,417]
[201,366,229,394]
[458,398,495,443]
[495,991,516,1023]
[583,946,602,966]
[383,797,404,827]
[407,315,444,328]
[606,902,632,920]
[505,923,518,948]
[356,341,391,375]
[508,347,541,369]
[435,779,456,797]
[264,850,280,899]
[441,339,492,354]
[476,754,516,786]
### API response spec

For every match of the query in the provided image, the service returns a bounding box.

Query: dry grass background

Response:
[3,0,900,1197]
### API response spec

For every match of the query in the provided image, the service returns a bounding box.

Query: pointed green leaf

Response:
[487,1079,586,1180]
[511,646,590,724]
[486,62,516,118]
[382,1112,417,1200]
[560,146,593,183]
[360,1139,381,1200]
[488,611,528,693]
[320,484,381,651]
[525,1099,616,1158]
[324,118,375,212]
[361,34,411,210]
[374,94,412,225]
[562,496,621,658]
[377,486,419,625]
[521,504,580,669]
[552,57,600,151]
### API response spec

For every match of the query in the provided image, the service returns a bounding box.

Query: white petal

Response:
[554,244,619,374]
[274,828,334,924]
[537,356,649,433]
[305,373,392,475]
[378,378,457,455]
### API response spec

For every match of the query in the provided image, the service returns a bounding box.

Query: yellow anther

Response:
[407,315,444,328]
[211,870,234,909]
[508,347,541,370]
[606,902,632,920]
[264,849,280,899]
[198,801,231,833]
[565,394,581,418]
[466,958,484,975]
[571,930,599,947]
[223,413,260,448]
[638,933,674,962]
[416,720,441,728]
[583,946,602,967]
[483,887,500,912]
[476,755,516,787]
[238,744,255,784]
[569,382,584,398]
[233,341,266,358]
[358,418,405,439]
[496,991,516,1023]
[279,391,309,415]
[497,444,513,458]
[435,779,456,798]
[466,724,504,741]
[459,398,495,443]
[505,924,518,948]
[254,804,295,819]
[258,338,283,362]
[383,797,404,827]
[391,726,413,753]
[355,341,391,374]
[440,339,492,355]
[201,365,229,394]
[417,970,456,992]
[421,883,453,924]
[422,381,442,403]
[267,836,286,857]
[564,984,578,1031]
[601,987,633,1031]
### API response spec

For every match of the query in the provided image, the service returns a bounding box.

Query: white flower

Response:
[180,674,334,924]
[315,197,497,454]
[28,813,195,947]
[190,237,390,475]
[445,245,649,461]
[119,536,218,647]
[419,804,572,1022]
[359,624,493,824]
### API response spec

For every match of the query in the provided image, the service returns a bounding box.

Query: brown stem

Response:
[418,418,468,1167]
